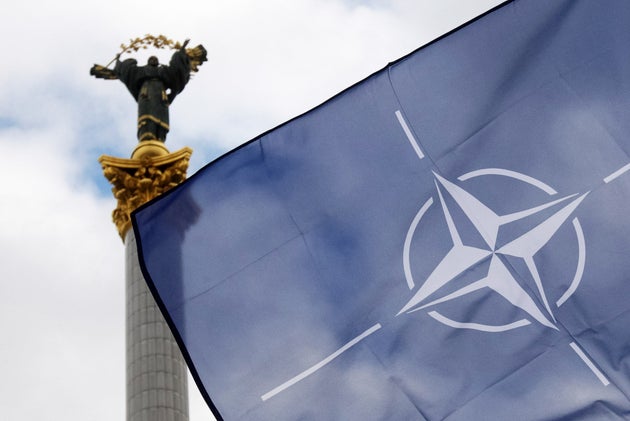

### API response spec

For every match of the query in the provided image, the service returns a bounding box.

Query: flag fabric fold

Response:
[133,1,630,419]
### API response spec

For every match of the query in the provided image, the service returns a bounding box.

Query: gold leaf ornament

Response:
[118,34,180,56]
[112,34,207,73]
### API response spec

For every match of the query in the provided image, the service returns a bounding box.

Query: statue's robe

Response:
[115,49,190,142]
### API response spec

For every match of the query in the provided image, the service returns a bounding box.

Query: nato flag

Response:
[133,1,630,419]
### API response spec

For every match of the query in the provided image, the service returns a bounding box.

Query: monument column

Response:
[100,141,192,421]
[91,34,207,420]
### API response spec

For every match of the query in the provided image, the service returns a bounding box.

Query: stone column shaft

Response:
[100,143,193,421]
[126,231,188,421]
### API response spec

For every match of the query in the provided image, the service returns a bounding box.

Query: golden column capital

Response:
[99,145,193,240]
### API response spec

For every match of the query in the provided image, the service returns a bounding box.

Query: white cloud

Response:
[0,128,124,419]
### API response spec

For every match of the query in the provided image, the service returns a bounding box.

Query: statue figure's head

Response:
[148,56,159,66]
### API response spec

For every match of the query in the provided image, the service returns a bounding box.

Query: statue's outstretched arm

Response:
[90,64,118,80]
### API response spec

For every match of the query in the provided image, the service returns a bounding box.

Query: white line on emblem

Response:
[604,162,630,184]
[428,311,531,332]
[261,323,382,401]
[403,198,434,290]
[458,168,557,195]
[556,218,586,307]
[569,342,610,386]
[395,110,424,160]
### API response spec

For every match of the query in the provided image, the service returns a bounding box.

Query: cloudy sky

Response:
[0,0,503,419]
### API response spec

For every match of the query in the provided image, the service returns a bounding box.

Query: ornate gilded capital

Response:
[99,146,193,240]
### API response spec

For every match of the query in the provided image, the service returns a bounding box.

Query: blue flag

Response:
[133,1,630,419]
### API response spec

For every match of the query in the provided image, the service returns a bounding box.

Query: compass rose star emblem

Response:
[398,171,589,331]
[262,166,616,401]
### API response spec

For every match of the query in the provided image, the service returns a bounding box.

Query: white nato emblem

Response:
[398,168,588,332]
[260,111,627,400]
